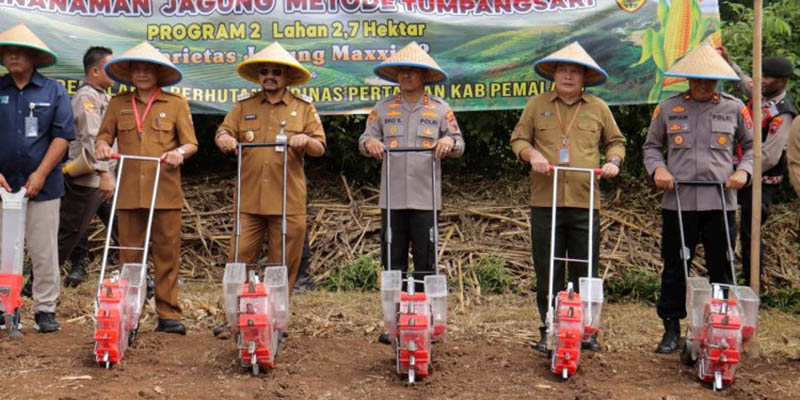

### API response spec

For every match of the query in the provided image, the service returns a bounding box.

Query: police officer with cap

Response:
[721,49,796,286]
[644,44,754,354]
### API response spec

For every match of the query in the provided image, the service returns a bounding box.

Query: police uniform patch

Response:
[669,124,684,132]
[422,139,432,148]
[421,111,438,118]
[387,103,402,108]
[672,106,684,113]
[389,139,398,148]
[740,106,753,130]
[385,111,401,117]
[674,135,684,145]
[423,128,433,136]
[245,130,255,142]
[769,116,783,135]
[445,111,460,133]
[83,100,95,114]
[718,135,727,145]
[712,93,720,103]
[367,109,378,126]
[389,126,398,135]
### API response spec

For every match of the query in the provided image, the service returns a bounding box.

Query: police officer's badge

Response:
[245,130,255,142]
[674,135,684,145]
[718,135,727,145]
[389,139,398,148]
[422,139,432,148]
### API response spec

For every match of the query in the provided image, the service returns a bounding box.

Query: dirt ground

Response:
[1,286,798,400]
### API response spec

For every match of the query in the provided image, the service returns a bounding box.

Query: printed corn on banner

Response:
[0,0,721,114]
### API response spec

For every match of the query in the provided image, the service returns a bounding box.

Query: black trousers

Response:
[737,184,777,287]
[531,207,600,325]
[380,209,436,291]
[57,180,118,268]
[657,209,736,320]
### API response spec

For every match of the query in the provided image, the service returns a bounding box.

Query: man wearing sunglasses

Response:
[215,43,325,294]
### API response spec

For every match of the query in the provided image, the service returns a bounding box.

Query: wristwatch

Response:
[176,147,186,156]
[609,158,621,167]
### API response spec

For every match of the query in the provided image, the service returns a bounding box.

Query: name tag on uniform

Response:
[558,145,570,165]
[244,114,257,120]
[25,116,38,137]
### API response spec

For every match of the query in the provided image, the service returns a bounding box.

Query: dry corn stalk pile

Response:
[82,172,800,293]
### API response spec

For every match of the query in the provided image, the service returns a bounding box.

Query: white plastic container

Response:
[579,277,603,341]
[120,263,147,331]
[424,275,448,339]
[731,285,759,343]
[381,270,402,337]
[686,277,712,339]
[264,266,289,330]
[223,263,246,329]
[0,189,27,276]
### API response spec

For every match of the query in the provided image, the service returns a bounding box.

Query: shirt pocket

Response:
[116,118,137,148]
[710,119,734,150]
[666,122,691,150]
[152,118,176,147]
[533,118,559,147]
[383,123,404,148]
[416,118,439,148]
[575,118,602,150]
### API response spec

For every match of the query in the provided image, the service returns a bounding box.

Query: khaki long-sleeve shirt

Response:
[787,117,800,197]
[643,92,754,211]
[96,90,198,210]
[359,93,464,210]
[510,91,626,209]
[69,84,112,188]
[217,90,325,216]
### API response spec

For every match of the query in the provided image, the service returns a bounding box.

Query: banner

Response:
[0,0,721,114]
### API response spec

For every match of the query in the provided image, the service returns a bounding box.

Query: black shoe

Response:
[34,312,60,333]
[378,332,391,345]
[65,262,87,287]
[581,333,601,352]
[21,277,33,298]
[534,327,548,353]
[212,322,230,337]
[655,318,680,354]
[155,319,186,335]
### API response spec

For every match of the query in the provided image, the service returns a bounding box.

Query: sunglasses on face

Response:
[258,67,284,76]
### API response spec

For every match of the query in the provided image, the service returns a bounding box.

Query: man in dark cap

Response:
[722,49,796,286]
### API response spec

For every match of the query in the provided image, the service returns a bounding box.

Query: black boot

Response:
[155,319,186,335]
[581,333,601,352]
[655,318,680,354]
[378,332,391,345]
[534,326,548,353]
[65,260,87,287]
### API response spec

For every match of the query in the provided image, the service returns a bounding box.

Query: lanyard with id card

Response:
[554,100,582,165]
[25,102,50,138]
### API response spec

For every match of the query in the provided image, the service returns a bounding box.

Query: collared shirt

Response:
[643,91,754,211]
[217,90,326,216]
[751,91,794,173]
[96,90,197,210]
[0,71,75,201]
[359,93,465,210]
[510,91,626,209]
[69,83,113,188]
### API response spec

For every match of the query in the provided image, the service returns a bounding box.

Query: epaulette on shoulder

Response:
[292,91,313,103]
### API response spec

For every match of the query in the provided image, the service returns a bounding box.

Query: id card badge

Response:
[558,145,570,165]
[25,116,38,138]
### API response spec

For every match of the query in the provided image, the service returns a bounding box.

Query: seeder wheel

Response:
[679,338,695,367]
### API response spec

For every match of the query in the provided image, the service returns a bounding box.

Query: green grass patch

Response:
[762,286,800,314]
[469,256,516,295]
[605,269,661,304]
[320,255,382,292]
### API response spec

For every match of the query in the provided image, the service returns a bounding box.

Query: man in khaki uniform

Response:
[643,44,753,354]
[721,49,796,287]
[509,42,626,353]
[215,42,325,293]
[58,46,115,287]
[96,42,198,335]
[359,42,464,344]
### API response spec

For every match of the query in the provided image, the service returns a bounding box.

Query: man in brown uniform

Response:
[215,42,325,293]
[95,42,198,335]
[643,44,753,353]
[510,42,626,353]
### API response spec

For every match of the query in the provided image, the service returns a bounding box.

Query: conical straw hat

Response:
[665,43,739,81]
[237,42,311,86]
[0,24,58,68]
[104,42,182,87]
[374,42,448,84]
[533,42,608,87]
